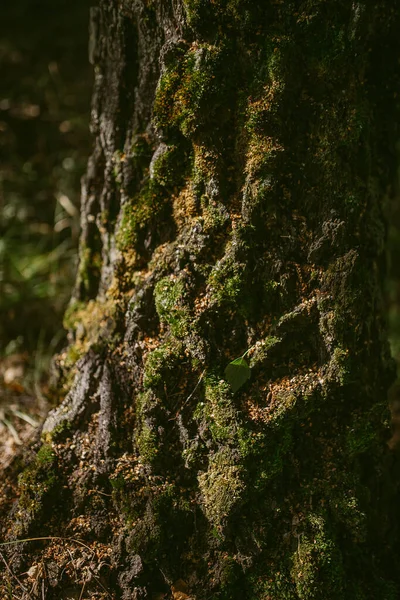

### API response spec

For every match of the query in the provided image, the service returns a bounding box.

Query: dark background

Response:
[0,0,92,390]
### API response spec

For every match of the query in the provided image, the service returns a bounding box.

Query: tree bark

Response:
[2,1,400,599]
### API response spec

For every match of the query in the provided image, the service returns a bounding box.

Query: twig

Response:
[89,489,112,498]
[78,577,86,600]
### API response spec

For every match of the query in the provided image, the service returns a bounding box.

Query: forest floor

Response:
[0,356,46,471]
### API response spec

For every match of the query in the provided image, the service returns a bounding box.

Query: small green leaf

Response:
[224,357,251,393]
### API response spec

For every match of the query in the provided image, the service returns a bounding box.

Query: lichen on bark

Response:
[1,1,400,599]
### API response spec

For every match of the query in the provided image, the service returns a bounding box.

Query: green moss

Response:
[56,296,124,391]
[63,298,119,355]
[134,391,165,466]
[194,372,295,494]
[44,419,72,443]
[207,246,245,308]
[154,275,192,338]
[154,45,214,136]
[135,390,153,417]
[201,197,230,231]
[198,448,245,527]
[243,43,289,184]
[183,0,250,31]
[18,444,58,518]
[116,141,192,255]
[137,423,158,464]
[151,143,191,189]
[36,444,56,466]
[249,335,282,367]
[291,513,345,600]
[142,341,185,389]
[328,346,352,385]
[63,300,86,330]
[64,343,84,368]
[116,181,165,252]
[142,346,168,389]
[329,491,367,544]
[194,376,238,442]
[182,0,201,26]
[154,42,233,138]
[250,567,297,600]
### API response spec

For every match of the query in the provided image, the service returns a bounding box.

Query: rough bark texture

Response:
[2,1,400,598]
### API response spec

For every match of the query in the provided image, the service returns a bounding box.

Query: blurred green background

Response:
[0,0,92,390]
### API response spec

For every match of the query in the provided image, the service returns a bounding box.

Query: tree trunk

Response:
[2,2,400,598]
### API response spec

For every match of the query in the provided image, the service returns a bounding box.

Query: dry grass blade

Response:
[10,408,39,427]
[0,536,93,553]
[0,416,22,445]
